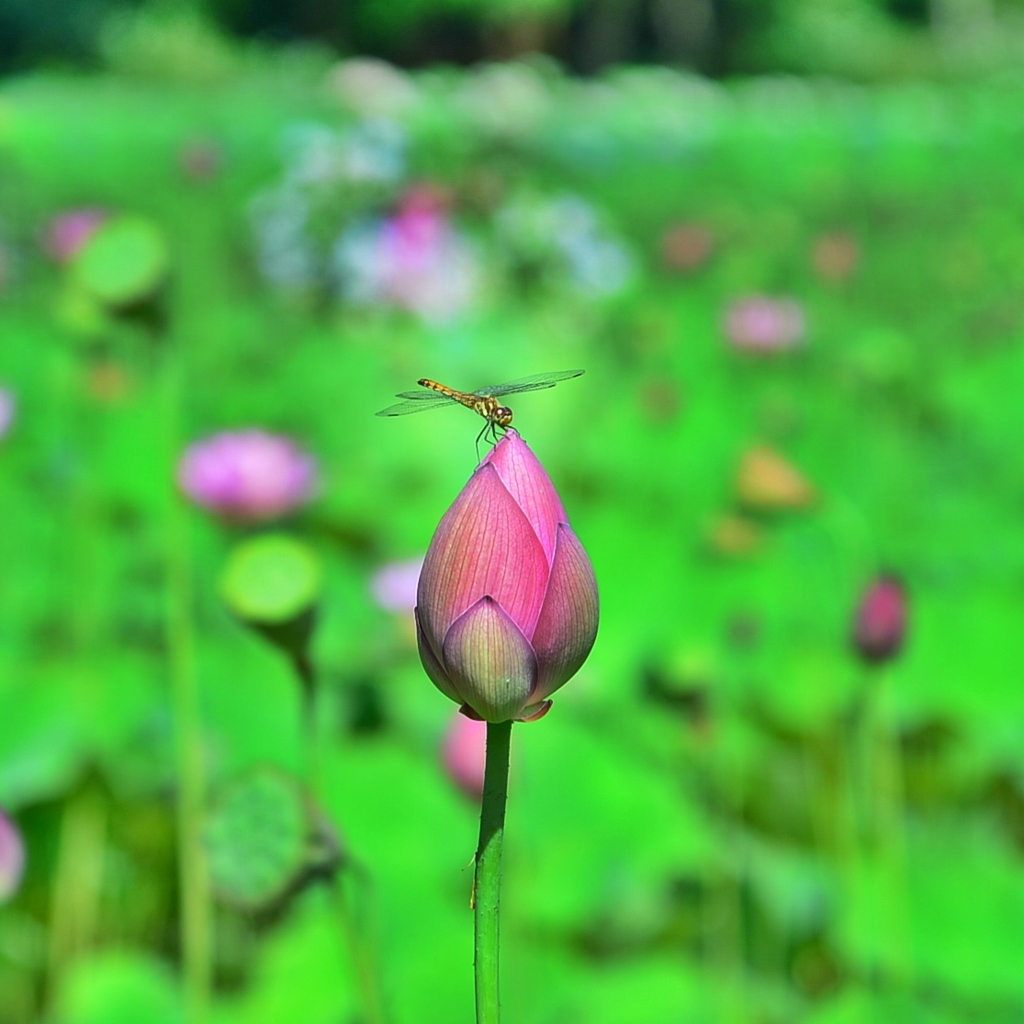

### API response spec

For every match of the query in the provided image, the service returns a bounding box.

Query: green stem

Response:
[46,787,107,1007]
[332,872,387,1024]
[163,351,212,1024]
[295,653,386,1024]
[867,667,913,988]
[474,720,512,1024]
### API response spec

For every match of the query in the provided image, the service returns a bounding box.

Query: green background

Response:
[2,7,1024,1022]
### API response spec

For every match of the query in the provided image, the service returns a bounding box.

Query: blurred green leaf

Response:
[72,216,169,308]
[205,766,310,909]
[53,952,181,1024]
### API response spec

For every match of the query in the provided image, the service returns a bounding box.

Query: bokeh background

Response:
[3,1,1024,1022]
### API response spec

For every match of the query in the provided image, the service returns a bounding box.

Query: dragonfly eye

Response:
[495,407,513,428]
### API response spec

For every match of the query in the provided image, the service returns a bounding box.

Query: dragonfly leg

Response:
[475,421,489,463]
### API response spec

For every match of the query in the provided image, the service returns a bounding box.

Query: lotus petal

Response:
[415,606,463,705]
[418,464,548,649]
[482,431,567,564]
[531,523,599,700]
[442,596,538,722]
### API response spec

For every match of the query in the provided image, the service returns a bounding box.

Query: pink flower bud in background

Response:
[812,231,859,283]
[370,557,425,613]
[0,808,25,902]
[178,430,317,523]
[852,576,907,664]
[442,711,487,799]
[660,221,714,273]
[415,430,598,723]
[722,295,805,353]
[44,208,108,264]
[0,387,16,440]
[178,138,222,182]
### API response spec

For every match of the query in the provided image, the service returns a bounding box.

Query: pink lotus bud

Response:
[44,208,108,264]
[178,429,317,523]
[442,711,487,799]
[415,430,598,723]
[722,295,805,353]
[0,808,25,902]
[852,576,907,664]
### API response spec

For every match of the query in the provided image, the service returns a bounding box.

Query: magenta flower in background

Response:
[178,430,317,523]
[334,184,479,322]
[370,556,425,613]
[416,430,599,723]
[852,575,907,664]
[44,208,108,264]
[722,295,806,353]
[0,387,15,439]
[0,808,25,902]
[442,711,487,799]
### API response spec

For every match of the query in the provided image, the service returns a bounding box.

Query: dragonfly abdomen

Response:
[417,378,476,409]
[416,378,510,426]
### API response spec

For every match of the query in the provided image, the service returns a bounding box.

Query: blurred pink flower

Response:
[178,430,317,523]
[852,575,907,664]
[370,556,425,613]
[335,185,479,322]
[0,808,24,902]
[44,208,108,264]
[0,388,15,439]
[722,296,805,353]
[416,430,599,723]
[442,711,487,799]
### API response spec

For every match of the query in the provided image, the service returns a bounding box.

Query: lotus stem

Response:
[163,352,212,1024]
[293,653,386,1024]
[474,719,512,1024]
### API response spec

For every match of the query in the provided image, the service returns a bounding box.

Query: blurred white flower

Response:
[282,122,345,187]
[281,119,405,189]
[456,62,551,141]
[251,119,407,291]
[338,119,406,186]
[328,58,420,120]
[250,186,317,289]
[496,192,633,298]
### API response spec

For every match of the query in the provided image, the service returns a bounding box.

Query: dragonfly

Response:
[376,369,585,453]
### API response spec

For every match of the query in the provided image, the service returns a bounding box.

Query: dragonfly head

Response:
[494,406,513,429]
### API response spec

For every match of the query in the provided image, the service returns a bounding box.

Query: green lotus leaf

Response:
[73,215,169,307]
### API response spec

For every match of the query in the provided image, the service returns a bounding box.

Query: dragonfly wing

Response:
[475,369,585,398]
[395,389,448,400]
[376,397,454,416]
